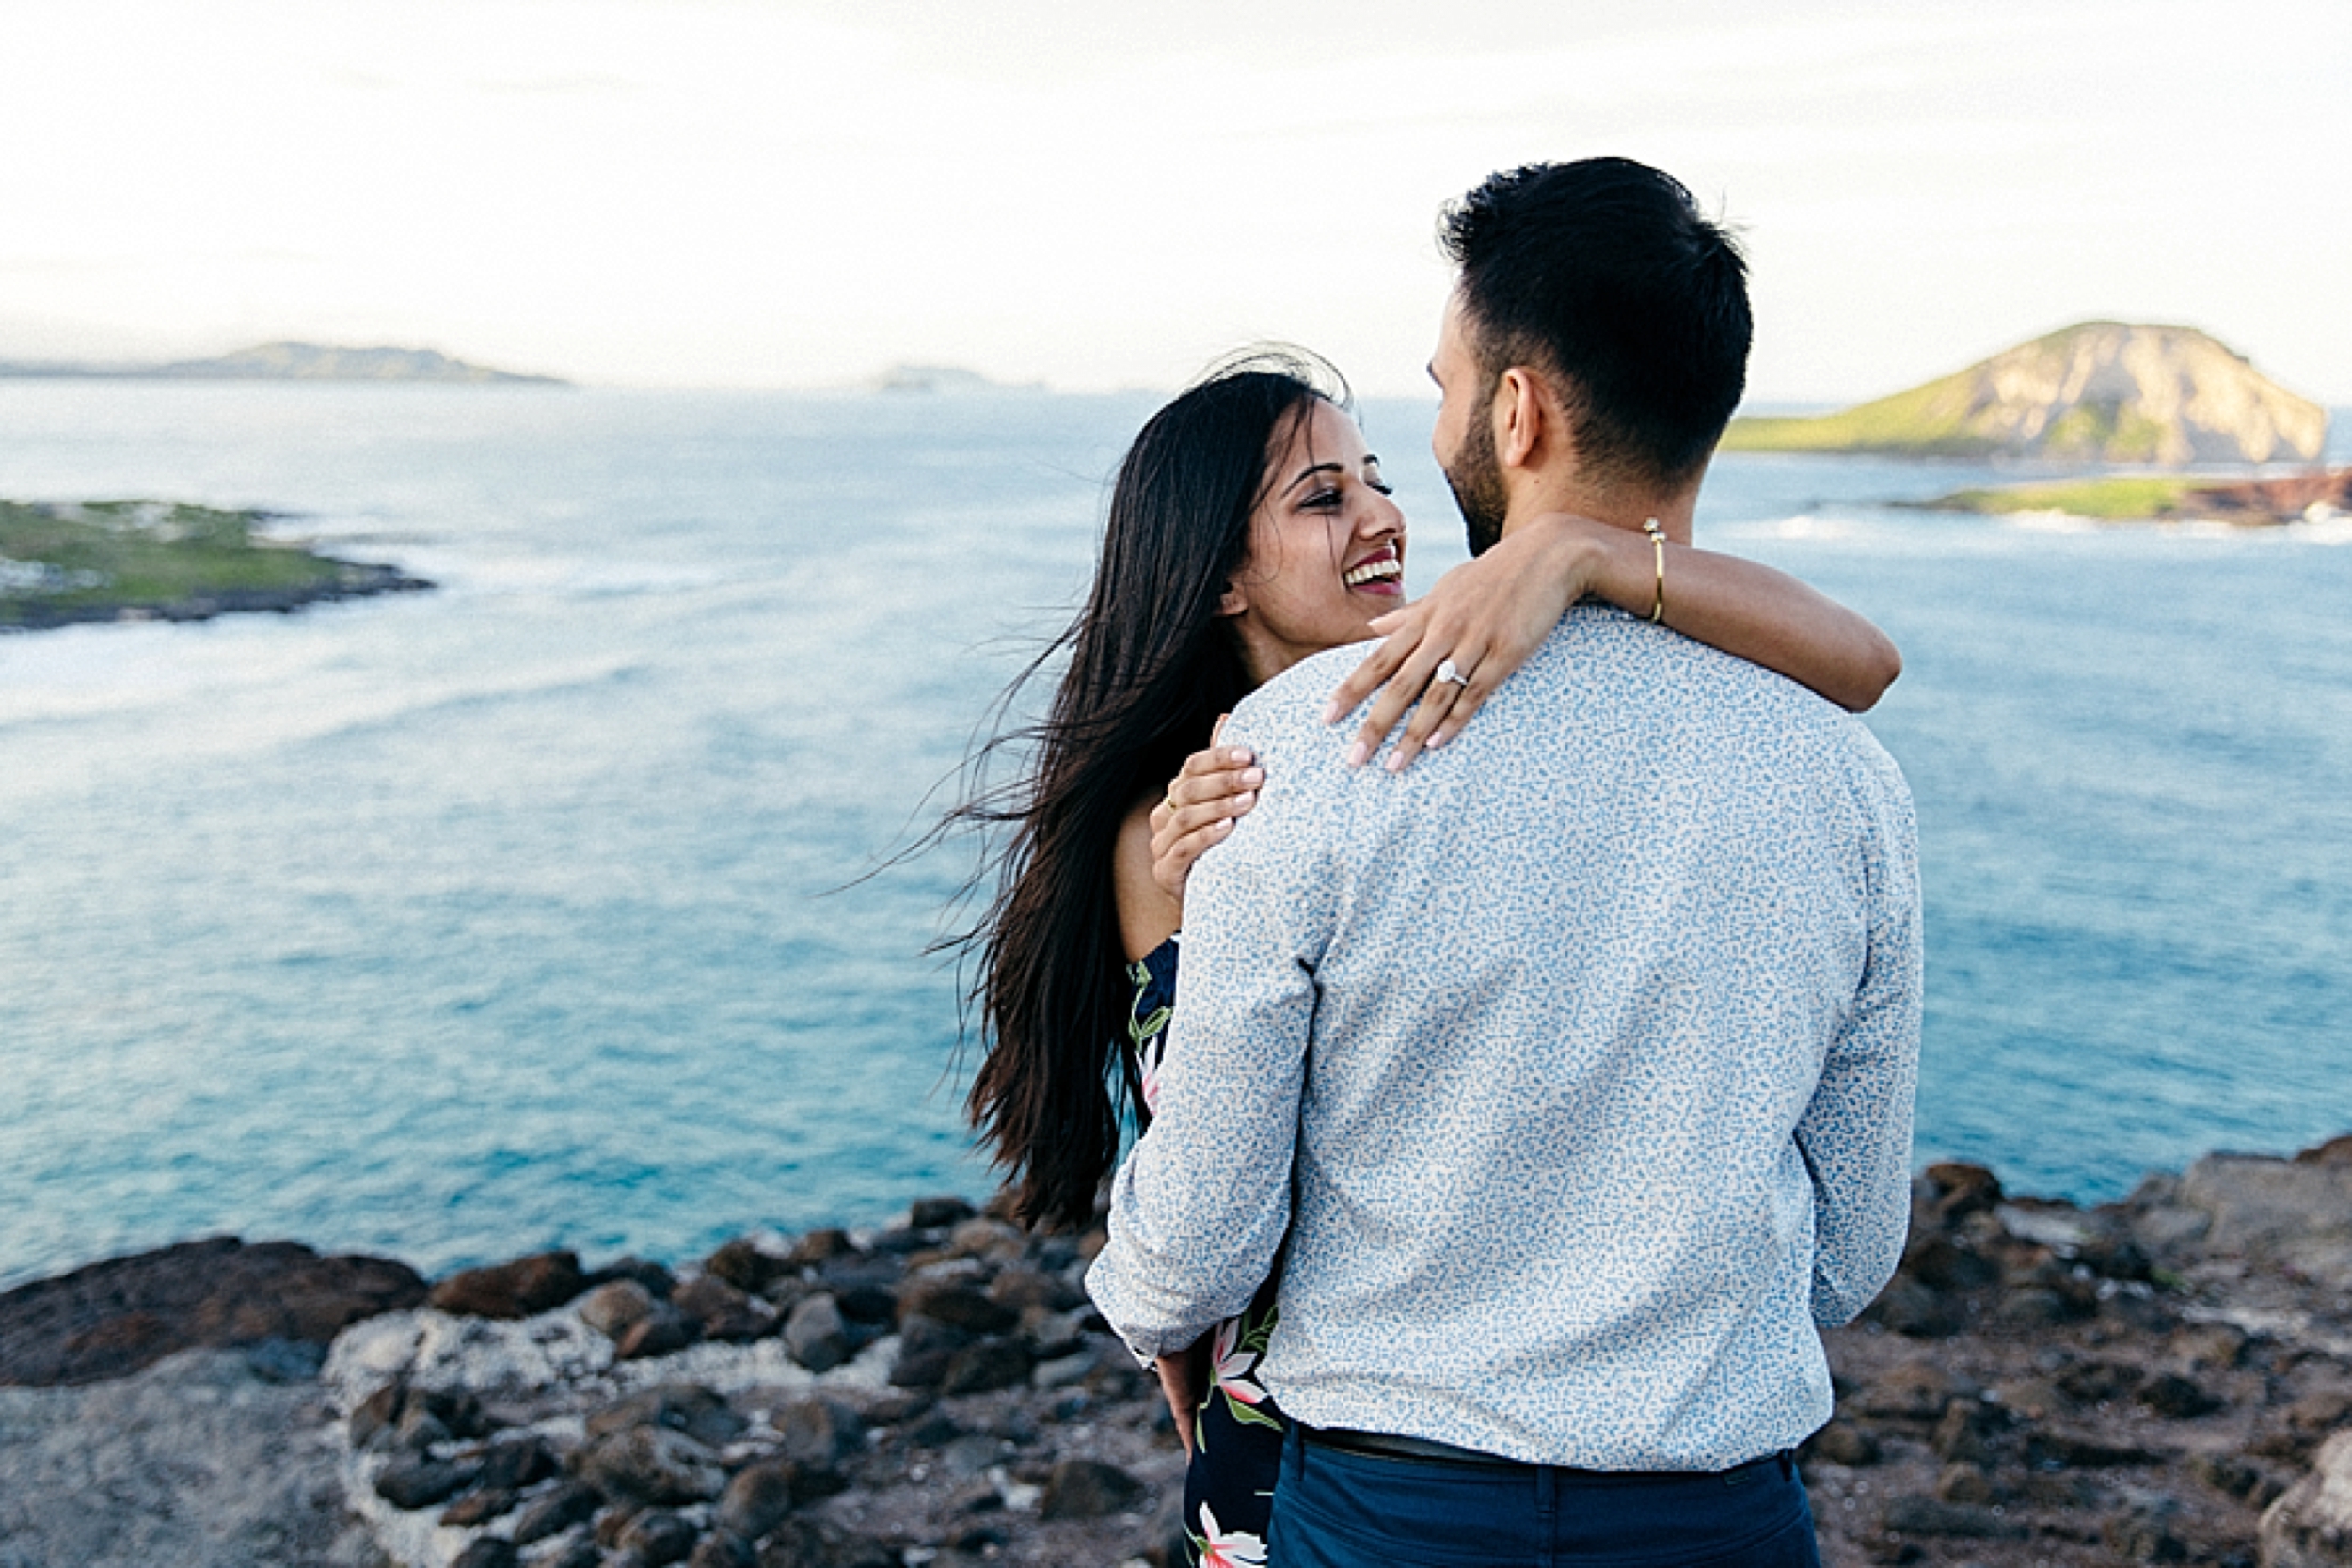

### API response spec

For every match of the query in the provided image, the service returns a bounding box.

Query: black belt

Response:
[1303,1427,1791,1486]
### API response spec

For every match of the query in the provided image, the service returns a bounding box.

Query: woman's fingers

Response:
[1323,612,1422,725]
[1151,818,1236,902]
[1388,647,1495,770]
[1378,640,1492,771]
[1149,745,1263,900]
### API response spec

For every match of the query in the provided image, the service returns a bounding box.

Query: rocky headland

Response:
[0,499,431,632]
[0,341,564,385]
[4,1137,2350,1568]
[1725,323,2328,467]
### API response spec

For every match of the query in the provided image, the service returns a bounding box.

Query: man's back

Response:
[1092,605,1920,1468]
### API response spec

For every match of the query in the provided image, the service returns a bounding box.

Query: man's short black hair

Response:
[1440,158,1751,490]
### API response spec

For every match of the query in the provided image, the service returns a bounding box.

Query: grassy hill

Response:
[1725,323,2326,466]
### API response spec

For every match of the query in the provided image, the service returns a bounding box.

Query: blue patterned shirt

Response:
[1088,606,1921,1470]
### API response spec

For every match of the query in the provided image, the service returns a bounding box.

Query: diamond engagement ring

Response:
[1435,658,1470,688]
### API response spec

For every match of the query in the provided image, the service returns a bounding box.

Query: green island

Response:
[1,499,429,632]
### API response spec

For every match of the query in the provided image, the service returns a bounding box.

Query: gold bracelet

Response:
[1642,517,1665,623]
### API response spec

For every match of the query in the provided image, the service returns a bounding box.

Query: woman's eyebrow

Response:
[1282,461,1346,496]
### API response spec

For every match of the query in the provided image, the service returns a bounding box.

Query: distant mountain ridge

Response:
[0,341,564,385]
[1725,323,2326,466]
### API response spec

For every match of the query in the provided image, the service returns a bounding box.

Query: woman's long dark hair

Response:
[953,350,1350,1229]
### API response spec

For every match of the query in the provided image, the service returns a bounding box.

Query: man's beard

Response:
[1443,404,1509,558]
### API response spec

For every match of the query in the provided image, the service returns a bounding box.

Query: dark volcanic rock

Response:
[908,1196,978,1230]
[616,1303,701,1360]
[427,1250,588,1319]
[717,1459,801,1542]
[0,1237,425,1386]
[579,1278,659,1339]
[588,1383,745,1449]
[771,1395,866,1467]
[439,1487,518,1526]
[784,1292,852,1372]
[509,1479,601,1544]
[477,1432,560,1491]
[674,1275,774,1342]
[755,1518,898,1568]
[898,1275,1017,1335]
[374,1452,480,1509]
[704,1237,792,1295]
[450,1538,521,1568]
[619,1508,703,1565]
[940,1336,1034,1395]
[1039,1456,1144,1520]
[577,1424,730,1505]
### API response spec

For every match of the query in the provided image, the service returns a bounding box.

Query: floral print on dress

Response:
[1125,935,1286,1568]
[1190,1501,1268,1568]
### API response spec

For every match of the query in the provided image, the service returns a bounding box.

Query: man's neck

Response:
[1500,471,1699,546]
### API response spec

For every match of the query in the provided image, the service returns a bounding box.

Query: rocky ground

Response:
[4,1140,2349,1568]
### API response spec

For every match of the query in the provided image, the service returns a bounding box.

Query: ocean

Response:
[3,381,2348,1291]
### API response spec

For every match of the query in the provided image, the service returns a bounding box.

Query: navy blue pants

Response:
[1269,1426,1821,1568]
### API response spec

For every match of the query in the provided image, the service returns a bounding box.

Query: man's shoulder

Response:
[1225,641,1375,752]
[1522,608,1912,799]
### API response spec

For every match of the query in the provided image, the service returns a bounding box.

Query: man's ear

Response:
[1494,367,1546,472]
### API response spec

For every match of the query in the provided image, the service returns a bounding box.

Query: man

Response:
[1087,158,1921,1566]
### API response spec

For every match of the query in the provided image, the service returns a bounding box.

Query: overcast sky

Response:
[3,0,2344,401]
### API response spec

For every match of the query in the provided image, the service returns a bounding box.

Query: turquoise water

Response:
[3,383,2348,1290]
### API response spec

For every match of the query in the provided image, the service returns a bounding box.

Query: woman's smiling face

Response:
[1220,398,1406,687]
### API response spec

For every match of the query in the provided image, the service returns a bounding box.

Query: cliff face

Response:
[1726,322,2328,466]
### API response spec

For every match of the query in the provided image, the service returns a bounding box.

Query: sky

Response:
[2,0,2345,402]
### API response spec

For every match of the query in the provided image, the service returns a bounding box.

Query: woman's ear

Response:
[1216,579,1248,618]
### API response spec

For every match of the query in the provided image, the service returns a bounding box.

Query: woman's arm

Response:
[1326,512,1901,770]
[1114,796,1186,963]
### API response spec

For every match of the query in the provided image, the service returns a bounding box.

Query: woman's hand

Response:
[1149,723,1263,905]
[1322,512,1611,771]
[1154,1334,1212,1458]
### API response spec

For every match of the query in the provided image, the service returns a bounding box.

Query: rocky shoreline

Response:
[4,1139,2349,1568]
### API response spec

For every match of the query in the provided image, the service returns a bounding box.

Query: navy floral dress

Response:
[1129,935,1285,1568]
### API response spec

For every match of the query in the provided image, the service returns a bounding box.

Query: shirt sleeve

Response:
[1084,707,1336,1361]
[1796,752,1924,1327]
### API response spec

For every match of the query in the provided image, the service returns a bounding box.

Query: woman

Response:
[957,352,1897,1567]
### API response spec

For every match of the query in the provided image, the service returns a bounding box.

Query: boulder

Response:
[577,1425,731,1505]
[717,1459,801,1542]
[509,1479,600,1544]
[674,1275,773,1342]
[704,1237,792,1295]
[908,1196,978,1230]
[619,1508,703,1566]
[579,1279,659,1339]
[897,1275,1016,1336]
[428,1251,588,1319]
[451,1539,521,1568]
[771,1395,866,1467]
[0,1237,426,1386]
[373,1452,479,1510]
[2179,1155,2352,1289]
[1038,1457,1143,1520]
[616,1304,701,1360]
[587,1383,745,1449]
[783,1293,850,1373]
